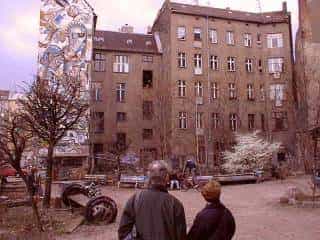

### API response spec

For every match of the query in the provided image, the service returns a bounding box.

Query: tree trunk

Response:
[19,172,44,231]
[43,144,54,208]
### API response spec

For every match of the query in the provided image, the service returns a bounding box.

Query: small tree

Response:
[222,131,281,173]
[20,77,89,207]
[0,113,43,231]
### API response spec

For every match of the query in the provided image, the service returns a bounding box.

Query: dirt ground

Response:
[53,175,320,240]
[1,176,320,240]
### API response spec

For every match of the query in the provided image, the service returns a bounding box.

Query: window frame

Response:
[177,26,186,41]
[116,83,126,103]
[94,52,106,72]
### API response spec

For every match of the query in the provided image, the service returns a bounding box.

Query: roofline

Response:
[95,30,154,38]
[93,47,162,55]
[152,1,290,29]
[171,10,290,25]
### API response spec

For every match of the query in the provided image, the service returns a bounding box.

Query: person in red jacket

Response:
[187,180,236,240]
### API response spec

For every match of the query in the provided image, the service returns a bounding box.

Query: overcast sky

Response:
[0,0,299,91]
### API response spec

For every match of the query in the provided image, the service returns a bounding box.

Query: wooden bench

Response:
[84,175,107,185]
[118,175,148,188]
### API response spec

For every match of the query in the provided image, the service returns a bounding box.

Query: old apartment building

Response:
[92,1,295,171]
[295,0,320,170]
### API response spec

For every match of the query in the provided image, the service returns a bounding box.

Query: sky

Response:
[0,0,299,91]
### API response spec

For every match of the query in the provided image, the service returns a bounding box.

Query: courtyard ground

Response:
[1,175,320,239]
[55,175,320,240]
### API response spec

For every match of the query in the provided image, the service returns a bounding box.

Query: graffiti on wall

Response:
[39,0,95,156]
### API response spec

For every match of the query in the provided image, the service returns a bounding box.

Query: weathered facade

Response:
[38,0,96,179]
[92,1,296,172]
[295,0,320,171]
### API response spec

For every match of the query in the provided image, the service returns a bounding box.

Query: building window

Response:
[178,80,186,97]
[212,113,220,129]
[229,83,237,99]
[210,55,219,70]
[227,57,236,71]
[272,112,288,131]
[93,112,104,133]
[143,129,153,140]
[195,81,203,97]
[198,146,206,164]
[261,113,265,131]
[247,84,254,100]
[117,112,127,122]
[248,114,255,130]
[143,70,153,88]
[92,82,102,102]
[178,52,186,68]
[244,33,252,47]
[260,84,265,101]
[179,112,187,129]
[245,58,253,72]
[268,58,284,73]
[143,55,153,62]
[196,112,203,129]
[116,132,126,146]
[94,53,106,72]
[209,29,218,43]
[177,26,186,40]
[194,28,202,41]
[230,113,238,131]
[257,33,262,44]
[116,83,126,102]
[113,55,129,73]
[270,84,286,107]
[143,101,153,120]
[211,82,219,100]
[267,33,283,48]
[226,31,235,45]
[194,54,202,74]
[258,59,263,73]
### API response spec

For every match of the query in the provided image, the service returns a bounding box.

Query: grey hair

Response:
[148,160,170,186]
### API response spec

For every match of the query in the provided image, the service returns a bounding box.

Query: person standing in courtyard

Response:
[118,160,187,240]
[187,180,236,240]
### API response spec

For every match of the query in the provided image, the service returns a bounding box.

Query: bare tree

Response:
[20,77,89,207]
[0,113,43,231]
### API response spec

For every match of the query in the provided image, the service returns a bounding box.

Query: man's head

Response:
[148,160,170,186]
[201,180,221,203]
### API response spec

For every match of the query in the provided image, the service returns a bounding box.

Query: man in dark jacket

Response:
[118,160,187,240]
[187,180,236,240]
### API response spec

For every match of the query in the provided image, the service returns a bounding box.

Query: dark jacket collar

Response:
[150,184,168,193]
[206,200,225,209]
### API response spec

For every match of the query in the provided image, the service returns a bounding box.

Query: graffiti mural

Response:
[39,0,95,162]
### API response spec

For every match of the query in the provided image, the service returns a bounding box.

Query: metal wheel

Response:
[62,183,87,207]
[85,196,118,224]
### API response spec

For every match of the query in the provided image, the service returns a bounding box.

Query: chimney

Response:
[120,24,134,33]
[147,26,152,34]
[282,1,287,13]
[226,7,231,10]
[193,0,199,5]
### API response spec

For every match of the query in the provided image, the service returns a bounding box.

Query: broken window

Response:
[272,112,288,131]
[248,114,255,130]
[93,112,104,133]
[116,132,127,147]
[143,129,153,140]
[116,112,127,122]
[143,101,153,120]
[143,70,153,88]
